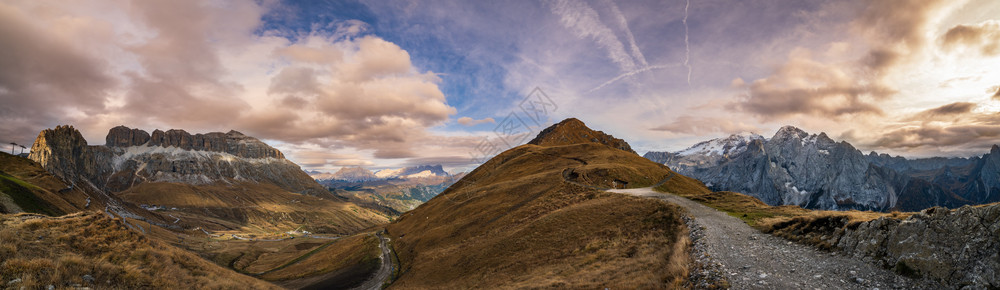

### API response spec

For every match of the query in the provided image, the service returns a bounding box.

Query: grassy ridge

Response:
[0,212,279,289]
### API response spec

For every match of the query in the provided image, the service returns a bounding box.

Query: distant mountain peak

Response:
[528,118,636,154]
[328,166,378,182]
[773,125,808,139]
[371,164,449,179]
[677,132,763,157]
[992,144,999,155]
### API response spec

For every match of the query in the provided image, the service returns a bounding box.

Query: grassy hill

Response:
[0,153,88,215]
[0,211,279,289]
[383,119,701,288]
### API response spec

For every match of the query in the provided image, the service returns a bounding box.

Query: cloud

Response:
[993,86,1000,99]
[941,20,1000,56]
[651,116,759,135]
[0,2,116,145]
[906,102,977,122]
[246,34,457,158]
[860,102,1000,155]
[401,156,482,168]
[731,53,895,119]
[870,123,1000,150]
[545,0,644,73]
[731,0,956,120]
[456,117,496,126]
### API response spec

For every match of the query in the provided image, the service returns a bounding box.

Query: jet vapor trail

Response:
[683,0,692,85]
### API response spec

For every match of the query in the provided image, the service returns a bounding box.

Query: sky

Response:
[2,0,1000,173]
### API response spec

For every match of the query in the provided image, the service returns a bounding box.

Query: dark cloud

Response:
[906,102,977,122]
[651,116,759,135]
[941,20,1000,56]
[0,3,115,145]
[401,156,480,168]
[868,109,1000,156]
[871,123,1000,150]
[118,1,253,129]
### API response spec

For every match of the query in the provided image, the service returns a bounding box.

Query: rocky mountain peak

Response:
[106,125,151,147]
[121,127,286,159]
[677,132,764,157]
[773,125,808,140]
[992,144,999,155]
[28,125,95,183]
[528,118,636,154]
[816,132,835,144]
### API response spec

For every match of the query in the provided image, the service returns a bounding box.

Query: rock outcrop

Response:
[836,205,1000,287]
[528,118,636,154]
[30,125,324,195]
[645,126,987,211]
[28,125,101,186]
[105,126,150,148]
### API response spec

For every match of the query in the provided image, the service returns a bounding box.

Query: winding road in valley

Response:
[609,187,937,289]
[351,231,393,290]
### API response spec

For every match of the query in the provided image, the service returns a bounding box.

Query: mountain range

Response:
[24,125,387,234]
[311,165,460,214]
[644,126,1000,211]
[310,164,451,182]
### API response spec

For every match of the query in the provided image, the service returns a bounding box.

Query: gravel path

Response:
[352,231,393,290]
[609,187,937,290]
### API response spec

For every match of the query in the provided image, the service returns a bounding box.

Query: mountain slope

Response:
[26,125,386,234]
[0,153,89,215]
[0,212,279,289]
[384,118,707,288]
[645,126,985,211]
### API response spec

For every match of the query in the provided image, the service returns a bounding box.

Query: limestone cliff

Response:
[30,125,324,196]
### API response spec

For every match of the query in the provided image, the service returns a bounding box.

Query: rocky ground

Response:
[610,187,944,289]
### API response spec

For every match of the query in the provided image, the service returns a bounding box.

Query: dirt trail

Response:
[351,231,393,290]
[609,187,936,290]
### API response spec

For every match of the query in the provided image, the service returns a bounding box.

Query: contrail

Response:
[682,0,691,85]
[587,63,681,93]
[601,0,648,67]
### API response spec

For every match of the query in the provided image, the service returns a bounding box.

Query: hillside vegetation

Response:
[0,153,87,215]
[385,119,698,288]
[0,212,278,289]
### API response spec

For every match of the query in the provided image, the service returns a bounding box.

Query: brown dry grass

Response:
[117,181,389,235]
[0,212,279,289]
[385,143,691,289]
[261,233,379,281]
